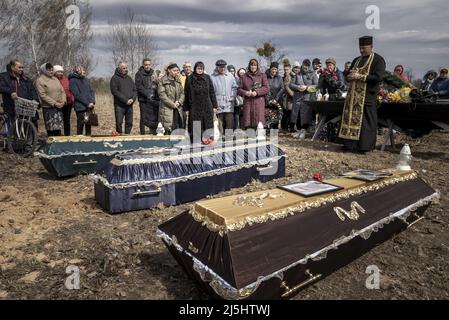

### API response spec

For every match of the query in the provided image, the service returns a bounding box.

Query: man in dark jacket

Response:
[110,62,137,134]
[69,66,96,136]
[135,59,160,135]
[0,60,39,129]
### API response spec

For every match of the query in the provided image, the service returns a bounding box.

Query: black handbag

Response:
[84,110,98,126]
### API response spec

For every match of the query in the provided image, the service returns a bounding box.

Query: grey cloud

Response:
[92,1,362,27]
[86,0,449,77]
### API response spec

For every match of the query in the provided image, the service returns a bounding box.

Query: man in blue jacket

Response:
[0,60,39,129]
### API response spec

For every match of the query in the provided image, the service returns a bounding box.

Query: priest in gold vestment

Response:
[339,36,386,153]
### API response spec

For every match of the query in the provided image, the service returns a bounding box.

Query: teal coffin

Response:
[35,135,186,178]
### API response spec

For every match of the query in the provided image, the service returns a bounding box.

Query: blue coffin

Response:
[35,135,185,178]
[92,140,287,214]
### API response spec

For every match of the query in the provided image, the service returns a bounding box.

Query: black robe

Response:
[343,52,386,152]
[184,73,218,141]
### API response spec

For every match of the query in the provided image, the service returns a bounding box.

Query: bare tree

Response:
[0,0,45,76]
[255,41,286,70]
[0,0,93,77]
[35,0,93,73]
[108,8,159,76]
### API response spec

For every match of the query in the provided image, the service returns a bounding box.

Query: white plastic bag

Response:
[213,116,220,141]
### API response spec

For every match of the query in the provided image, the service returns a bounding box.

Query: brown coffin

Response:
[158,171,439,300]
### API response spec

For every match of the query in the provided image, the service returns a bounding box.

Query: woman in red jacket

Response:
[54,65,74,136]
[237,59,270,130]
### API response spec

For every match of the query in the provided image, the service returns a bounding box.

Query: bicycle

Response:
[0,97,39,157]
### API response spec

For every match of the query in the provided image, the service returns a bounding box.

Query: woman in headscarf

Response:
[53,65,74,136]
[35,63,66,136]
[393,65,409,82]
[237,59,270,130]
[184,61,218,143]
[420,70,437,91]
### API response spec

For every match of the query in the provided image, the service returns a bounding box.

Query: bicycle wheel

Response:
[7,118,37,157]
[0,115,8,150]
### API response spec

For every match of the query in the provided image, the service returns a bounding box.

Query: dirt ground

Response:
[0,95,448,300]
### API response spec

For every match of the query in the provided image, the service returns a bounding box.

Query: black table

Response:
[308,101,449,151]
[307,101,343,141]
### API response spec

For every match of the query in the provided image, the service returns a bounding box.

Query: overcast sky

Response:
[4,0,448,78]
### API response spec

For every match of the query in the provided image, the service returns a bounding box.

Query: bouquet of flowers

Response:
[381,87,412,103]
[264,103,283,129]
[251,82,262,91]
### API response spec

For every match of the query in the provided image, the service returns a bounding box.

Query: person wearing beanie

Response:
[35,63,67,136]
[289,58,318,139]
[312,58,322,77]
[227,65,236,77]
[157,62,185,134]
[318,57,346,98]
[339,35,386,153]
[269,62,279,69]
[277,63,296,132]
[266,61,283,124]
[234,68,247,129]
[53,65,74,136]
[325,58,336,67]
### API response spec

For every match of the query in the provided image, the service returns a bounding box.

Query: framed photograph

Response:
[279,180,343,197]
[342,169,392,182]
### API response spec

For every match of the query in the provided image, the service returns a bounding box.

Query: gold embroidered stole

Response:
[339,53,375,140]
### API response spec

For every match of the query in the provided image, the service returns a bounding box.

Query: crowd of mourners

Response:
[1,57,448,142]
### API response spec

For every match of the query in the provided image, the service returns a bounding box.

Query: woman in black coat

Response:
[184,61,218,143]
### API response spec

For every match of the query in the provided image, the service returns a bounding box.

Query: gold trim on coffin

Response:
[334,201,366,221]
[46,135,186,143]
[339,53,375,141]
[109,141,277,166]
[190,171,418,236]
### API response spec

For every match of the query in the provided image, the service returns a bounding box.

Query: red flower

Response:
[202,138,215,145]
[313,172,323,182]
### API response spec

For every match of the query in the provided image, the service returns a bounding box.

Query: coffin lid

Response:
[35,135,185,157]
[93,141,286,186]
